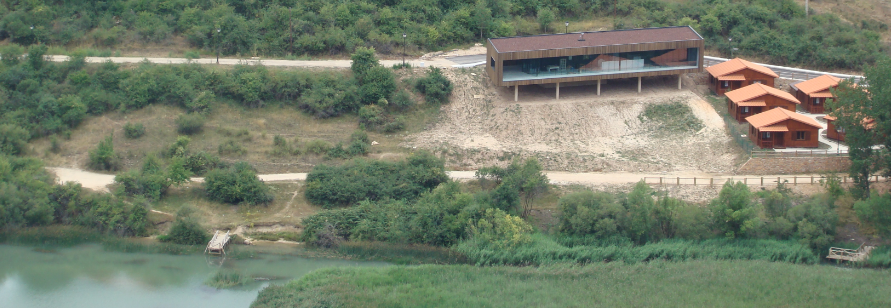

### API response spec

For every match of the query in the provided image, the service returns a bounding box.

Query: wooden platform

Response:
[827,244,874,262]
[205,230,231,255]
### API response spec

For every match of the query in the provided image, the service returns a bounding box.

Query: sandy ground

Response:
[403,68,739,173]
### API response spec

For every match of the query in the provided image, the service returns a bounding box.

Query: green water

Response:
[0,244,389,308]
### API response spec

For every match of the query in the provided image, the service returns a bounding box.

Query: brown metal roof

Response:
[725,84,800,105]
[489,26,702,53]
[795,74,841,95]
[705,58,779,78]
[745,108,822,129]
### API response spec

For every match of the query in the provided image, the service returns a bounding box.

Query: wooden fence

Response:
[643,175,888,187]
[750,149,849,158]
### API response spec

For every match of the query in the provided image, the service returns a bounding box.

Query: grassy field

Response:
[252,260,891,308]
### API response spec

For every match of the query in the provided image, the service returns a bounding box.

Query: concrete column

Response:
[514,85,518,102]
[678,74,682,89]
[556,82,560,99]
[597,79,601,95]
[638,77,642,93]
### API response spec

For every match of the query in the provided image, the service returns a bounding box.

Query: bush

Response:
[88,134,120,171]
[184,51,200,59]
[218,140,246,156]
[305,139,331,155]
[0,124,30,155]
[184,151,226,176]
[359,66,397,105]
[415,67,453,104]
[270,135,299,156]
[167,136,191,158]
[205,271,249,289]
[304,151,449,208]
[175,113,205,135]
[390,90,414,112]
[160,218,208,245]
[204,162,273,205]
[710,182,760,239]
[123,122,145,139]
[854,193,891,237]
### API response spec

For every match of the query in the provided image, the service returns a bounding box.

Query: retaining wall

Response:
[737,157,850,175]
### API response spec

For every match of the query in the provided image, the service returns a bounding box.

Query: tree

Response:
[710,181,759,239]
[0,124,29,156]
[350,47,379,83]
[88,134,120,171]
[512,158,549,218]
[828,59,891,199]
[359,66,396,104]
[625,181,656,243]
[536,7,555,33]
[414,67,453,104]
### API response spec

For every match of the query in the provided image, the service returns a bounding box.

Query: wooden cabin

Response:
[746,108,822,149]
[824,115,875,142]
[706,58,778,96]
[790,75,841,114]
[726,83,801,122]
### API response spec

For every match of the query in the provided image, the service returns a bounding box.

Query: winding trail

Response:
[47,167,825,191]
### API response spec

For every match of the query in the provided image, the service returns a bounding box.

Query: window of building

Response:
[796,131,807,140]
[490,57,495,69]
[752,80,762,84]
[814,98,821,105]
[722,81,729,88]
[762,132,771,139]
[742,106,749,113]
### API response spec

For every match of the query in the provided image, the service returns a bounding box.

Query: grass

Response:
[335,241,468,265]
[639,101,704,134]
[247,231,302,242]
[205,271,250,289]
[252,260,891,308]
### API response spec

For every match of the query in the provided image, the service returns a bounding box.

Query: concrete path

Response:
[45,55,459,68]
[48,167,827,192]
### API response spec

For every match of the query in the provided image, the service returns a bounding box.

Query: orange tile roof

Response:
[706,58,778,78]
[760,125,789,132]
[745,108,822,129]
[810,91,834,98]
[795,74,841,95]
[824,115,837,121]
[738,100,766,107]
[717,74,746,81]
[725,84,800,105]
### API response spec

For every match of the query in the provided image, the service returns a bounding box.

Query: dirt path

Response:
[45,55,458,68]
[47,167,825,191]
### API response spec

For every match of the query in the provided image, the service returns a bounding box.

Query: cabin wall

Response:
[729,95,798,122]
[712,68,776,96]
[783,120,820,148]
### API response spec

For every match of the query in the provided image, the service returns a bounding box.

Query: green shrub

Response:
[218,139,246,156]
[415,67,453,104]
[304,151,449,207]
[175,113,205,135]
[0,124,29,155]
[184,51,200,59]
[854,193,891,237]
[114,155,182,201]
[160,218,208,245]
[359,66,397,105]
[184,151,226,176]
[88,134,120,171]
[390,90,414,112]
[326,142,350,159]
[710,182,760,239]
[123,122,145,139]
[305,139,331,155]
[270,135,298,156]
[166,136,191,158]
[204,162,273,205]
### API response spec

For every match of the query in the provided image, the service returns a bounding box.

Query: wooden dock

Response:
[827,244,874,262]
[205,230,231,255]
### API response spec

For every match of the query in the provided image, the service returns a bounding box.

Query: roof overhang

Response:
[737,100,767,107]
[718,74,746,81]
[811,91,834,98]
[759,125,789,132]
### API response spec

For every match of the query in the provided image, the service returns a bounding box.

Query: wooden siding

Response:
[748,119,820,149]
[709,69,776,96]
[728,97,797,123]
[486,39,704,87]
[826,118,846,142]
[794,89,833,114]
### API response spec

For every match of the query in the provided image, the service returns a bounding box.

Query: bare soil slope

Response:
[406,68,739,173]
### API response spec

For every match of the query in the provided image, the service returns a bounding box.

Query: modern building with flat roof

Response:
[486,26,704,100]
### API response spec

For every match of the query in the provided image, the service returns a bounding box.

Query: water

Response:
[0,244,389,308]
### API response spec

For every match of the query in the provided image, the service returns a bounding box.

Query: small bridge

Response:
[827,244,874,263]
[205,230,231,255]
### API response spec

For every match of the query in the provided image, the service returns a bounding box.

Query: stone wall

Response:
[737,156,851,175]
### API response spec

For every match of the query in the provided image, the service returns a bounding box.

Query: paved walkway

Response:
[770,110,849,153]
[45,55,459,68]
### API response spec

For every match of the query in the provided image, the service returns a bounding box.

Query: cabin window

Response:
[814,98,821,105]
[795,131,807,140]
[490,57,495,69]
[722,81,729,88]
[742,107,750,113]
[752,80,762,84]
[762,132,771,139]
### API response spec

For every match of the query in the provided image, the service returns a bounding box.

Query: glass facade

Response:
[501,48,699,82]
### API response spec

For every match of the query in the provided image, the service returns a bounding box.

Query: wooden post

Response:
[678,74,682,89]
[694,177,697,185]
[710,178,713,187]
[843,176,847,183]
[875,175,879,182]
[677,177,680,185]
[811,176,814,184]
[744,178,747,185]
[659,177,663,186]
[794,176,797,185]
[638,76,642,93]
[777,177,781,186]
[761,177,764,186]
[514,85,518,102]
[556,82,560,99]
[597,79,601,95]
